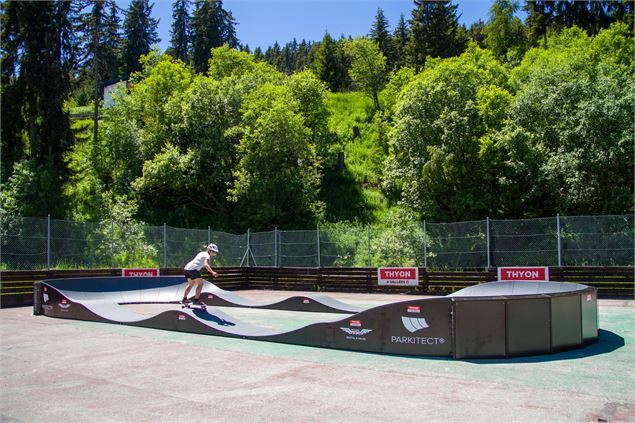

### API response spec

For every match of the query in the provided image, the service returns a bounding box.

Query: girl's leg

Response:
[183,278,196,300]
[194,278,204,299]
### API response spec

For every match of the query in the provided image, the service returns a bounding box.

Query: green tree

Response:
[407,0,466,70]
[385,45,509,221]
[313,33,349,91]
[285,70,331,157]
[102,1,123,81]
[191,0,237,73]
[484,0,526,62]
[524,0,551,48]
[370,8,395,71]
[505,24,634,215]
[468,19,487,48]
[169,0,191,63]
[229,84,323,229]
[345,38,387,110]
[121,0,160,75]
[0,1,75,217]
[392,13,410,69]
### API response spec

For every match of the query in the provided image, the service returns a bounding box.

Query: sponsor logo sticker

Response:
[339,325,373,341]
[303,299,310,304]
[178,314,186,321]
[58,299,71,311]
[340,328,373,336]
[407,305,421,313]
[349,320,362,327]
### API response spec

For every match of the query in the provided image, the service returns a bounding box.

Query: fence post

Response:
[163,223,167,268]
[486,217,491,269]
[274,227,278,267]
[111,220,115,269]
[557,213,562,267]
[423,220,427,268]
[207,226,211,245]
[317,224,321,267]
[367,224,371,268]
[47,214,51,270]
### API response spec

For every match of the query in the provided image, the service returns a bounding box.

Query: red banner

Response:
[377,267,419,286]
[497,267,549,281]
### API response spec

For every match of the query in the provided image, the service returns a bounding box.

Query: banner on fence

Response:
[122,268,160,277]
[377,267,419,286]
[497,267,549,281]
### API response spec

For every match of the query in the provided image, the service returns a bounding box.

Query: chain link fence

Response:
[1,214,632,270]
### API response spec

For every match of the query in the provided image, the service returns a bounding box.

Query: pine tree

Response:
[170,0,191,63]
[393,13,409,70]
[191,0,237,73]
[468,19,487,48]
[221,8,238,48]
[0,1,75,216]
[77,0,106,144]
[121,0,160,75]
[313,33,349,91]
[370,8,395,71]
[253,46,264,61]
[407,1,465,70]
[484,0,526,61]
[102,0,123,81]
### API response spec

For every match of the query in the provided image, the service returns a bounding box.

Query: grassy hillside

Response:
[321,91,390,224]
[68,91,393,225]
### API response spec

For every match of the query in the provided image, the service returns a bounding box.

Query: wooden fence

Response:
[1,266,632,308]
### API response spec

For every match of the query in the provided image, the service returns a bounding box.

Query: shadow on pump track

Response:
[463,329,625,364]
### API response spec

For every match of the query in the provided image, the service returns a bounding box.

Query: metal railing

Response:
[1,214,633,270]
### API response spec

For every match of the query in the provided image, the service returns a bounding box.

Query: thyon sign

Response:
[497,266,549,281]
[378,267,419,286]
[121,268,160,277]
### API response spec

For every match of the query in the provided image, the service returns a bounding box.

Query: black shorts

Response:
[184,269,201,280]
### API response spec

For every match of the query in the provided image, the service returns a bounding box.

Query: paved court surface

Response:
[1,291,633,423]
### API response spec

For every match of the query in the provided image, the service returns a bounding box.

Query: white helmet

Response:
[207,243,219,253]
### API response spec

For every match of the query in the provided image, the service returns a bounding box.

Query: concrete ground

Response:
[0,290,633,423]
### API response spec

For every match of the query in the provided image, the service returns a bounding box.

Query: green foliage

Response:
[313,33,350,91]
[92,197,159,268]
[382,67,417,119]
[386,45,510,221]
[370,8,395,71]
[285,70,332,157]
[191,0,238,73]
[505,24,634,215]
[484,0,527,63]
[229,83,323,229]
[407,0,467,69]
[371,209,425,267]
[121,0,160,75]
[344,38,387,110]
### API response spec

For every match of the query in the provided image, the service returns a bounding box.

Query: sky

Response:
[133,0,503,51]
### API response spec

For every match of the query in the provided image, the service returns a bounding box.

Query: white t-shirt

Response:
[184,251,210,271]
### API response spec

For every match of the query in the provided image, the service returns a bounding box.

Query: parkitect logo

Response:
[391,314,446,345]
